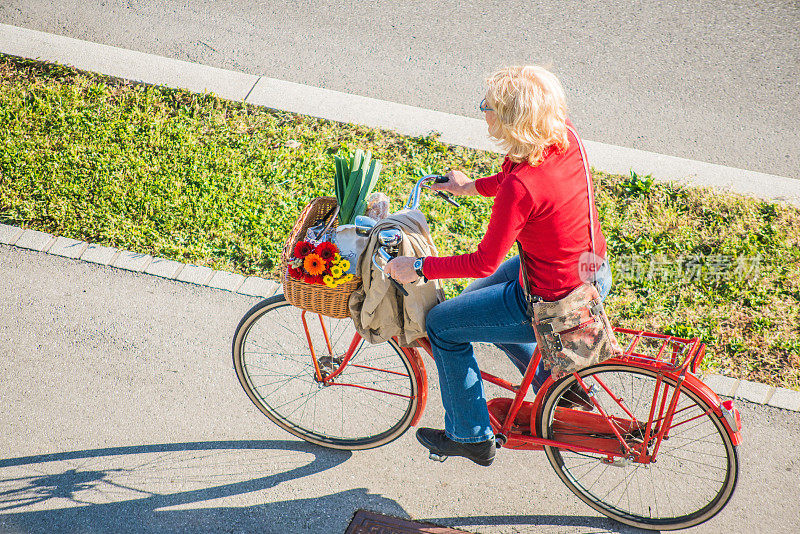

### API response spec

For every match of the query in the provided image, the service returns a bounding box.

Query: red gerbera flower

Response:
[315,241,338,261]
[287,265,303,280]
[303,273,324,285]
[293,240,314,258]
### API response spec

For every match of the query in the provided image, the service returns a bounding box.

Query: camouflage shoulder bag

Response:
[519,126,622,380]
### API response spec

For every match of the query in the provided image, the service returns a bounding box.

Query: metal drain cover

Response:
[345,510,471,534]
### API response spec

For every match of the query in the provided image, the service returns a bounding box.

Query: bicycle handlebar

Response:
[403,175,460,210]
[373,173,460,295]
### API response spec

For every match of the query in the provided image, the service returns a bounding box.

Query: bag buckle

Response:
[525,294,543,306]
[538,323,563,351]
[549,333,563,352]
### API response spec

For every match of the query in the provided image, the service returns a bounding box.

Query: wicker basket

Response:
[282,196,362,318]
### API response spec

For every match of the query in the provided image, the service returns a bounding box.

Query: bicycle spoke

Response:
[542,365,738,529]
[233,296,417,448]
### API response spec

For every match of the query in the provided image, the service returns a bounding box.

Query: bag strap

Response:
[566,125,596,259]
[518,126,596,300]
[516,240,538,305]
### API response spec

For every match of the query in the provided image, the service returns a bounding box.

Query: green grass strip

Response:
[1,54,798,391]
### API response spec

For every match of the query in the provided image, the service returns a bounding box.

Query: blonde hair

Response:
[485,65,569,166]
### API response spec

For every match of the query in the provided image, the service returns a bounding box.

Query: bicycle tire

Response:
[232,294,419,450]
[539,364,738,531]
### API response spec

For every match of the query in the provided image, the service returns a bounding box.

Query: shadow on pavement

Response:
[0,440,408,533]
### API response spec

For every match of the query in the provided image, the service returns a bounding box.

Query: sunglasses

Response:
[479,98,493,112]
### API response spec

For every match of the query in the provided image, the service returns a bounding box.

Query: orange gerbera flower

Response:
[303,253,326,276]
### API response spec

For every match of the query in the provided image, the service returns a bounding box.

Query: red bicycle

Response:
[232,176,741,531]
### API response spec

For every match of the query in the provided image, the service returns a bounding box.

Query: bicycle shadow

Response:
[423,514,657,533]
[0,440,408,534]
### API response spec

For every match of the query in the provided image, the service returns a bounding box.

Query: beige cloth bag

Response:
[348,209,444,347]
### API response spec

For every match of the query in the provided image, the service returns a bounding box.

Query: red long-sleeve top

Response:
[422,126,607,301]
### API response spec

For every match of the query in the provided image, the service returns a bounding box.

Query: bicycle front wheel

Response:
[539,364,738,531]
[232,295,419,450]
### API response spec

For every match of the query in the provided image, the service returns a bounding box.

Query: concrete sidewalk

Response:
[2,244,799,534]
[2,22,799,207]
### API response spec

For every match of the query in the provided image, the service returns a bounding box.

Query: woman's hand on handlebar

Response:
[431,170,478,196]
[384,256,420,284]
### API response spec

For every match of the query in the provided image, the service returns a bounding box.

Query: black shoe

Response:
[415,428,496,467]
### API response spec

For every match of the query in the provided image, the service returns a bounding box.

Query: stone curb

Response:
[15,228,56,252]
[0,224,24,245]
[207,270,247,293]
[1,221,797,412]
[0,223,281,302]
[145,257,184,279]
[81,244,120,266]
[1,22,798,207]
[113,250,153,273]
[696,372,800,412]
[49,236,89,259]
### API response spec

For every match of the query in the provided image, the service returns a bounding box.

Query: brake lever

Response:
[436,190,460,207]
[421,184,461,208]
[372,248,410,297]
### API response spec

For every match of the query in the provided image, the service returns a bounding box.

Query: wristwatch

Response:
[413,257,427,281]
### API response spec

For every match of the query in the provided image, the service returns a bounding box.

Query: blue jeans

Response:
[424,256,612,443]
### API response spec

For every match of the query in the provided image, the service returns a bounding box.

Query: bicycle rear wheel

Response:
[539,364,738,531]
[233,295,419,450]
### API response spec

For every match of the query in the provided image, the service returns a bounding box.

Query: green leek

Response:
[333,148,382,225]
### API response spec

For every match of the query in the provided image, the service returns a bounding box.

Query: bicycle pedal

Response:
[603,457,632,467]
[428,452,448,462]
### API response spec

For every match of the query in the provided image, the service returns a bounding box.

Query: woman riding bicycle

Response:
[384,65,612,467]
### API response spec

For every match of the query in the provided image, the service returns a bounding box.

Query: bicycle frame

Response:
[300,309,429,425]
[300,312,741,464]
[297,172,741,462]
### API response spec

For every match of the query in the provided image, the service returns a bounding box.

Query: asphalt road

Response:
[1,0,798,179]
[2,245,799,534]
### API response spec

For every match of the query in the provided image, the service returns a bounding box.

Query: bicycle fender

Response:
[402,347,428,427]
[680,371,742,446]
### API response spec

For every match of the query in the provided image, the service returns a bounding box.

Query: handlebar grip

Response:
[430,175,460,207]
